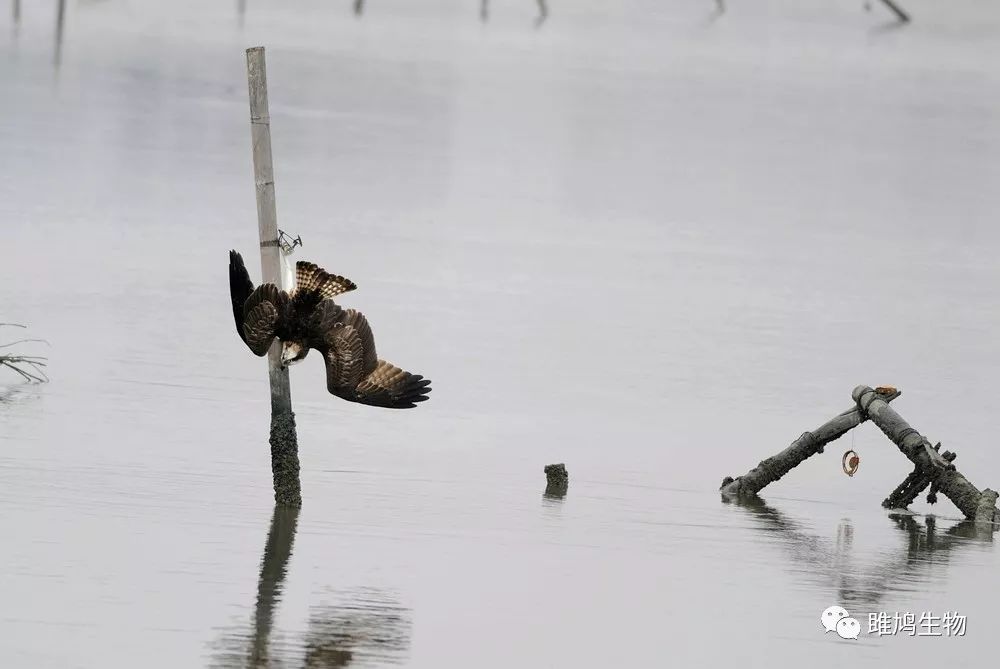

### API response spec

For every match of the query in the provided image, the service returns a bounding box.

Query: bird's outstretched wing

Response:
[294,261,357,300]
[242,283,290,356]
[316,304,430,408]
[229,250,255,345]
[313,303,374,391]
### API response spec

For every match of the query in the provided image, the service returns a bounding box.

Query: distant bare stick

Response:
[535,0,548,27]
[876,0,910,22]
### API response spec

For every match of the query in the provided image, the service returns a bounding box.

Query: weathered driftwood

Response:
[882,448,955,509]
[853,385,998,522]
[720,389,901,497]
[247,46,302,508]
[975,489,999,525]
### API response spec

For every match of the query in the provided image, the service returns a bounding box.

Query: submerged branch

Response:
[0,323,49,383]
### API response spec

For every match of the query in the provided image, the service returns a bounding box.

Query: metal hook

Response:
[277,229,303,255]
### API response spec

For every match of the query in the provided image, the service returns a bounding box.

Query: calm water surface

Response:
[2,1,1000,667]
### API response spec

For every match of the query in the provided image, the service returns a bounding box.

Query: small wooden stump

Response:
[544,463,568,498]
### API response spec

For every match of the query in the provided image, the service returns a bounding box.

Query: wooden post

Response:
[853,385,997,521]
[246,46,302,508]
[544,463,568,499]
[13,0,20,24]
[877,0,910,23]
[720,389,901,497]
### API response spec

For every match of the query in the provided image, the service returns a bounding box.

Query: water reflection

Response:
[211,506,411,668]
[0,383,42,405]
[725,495,996,612]
[300,591,411,668]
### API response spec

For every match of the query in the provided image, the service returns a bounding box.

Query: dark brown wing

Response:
[352,360,432,409]
[310,302,374,395]
[229,250,255,345]
[323,325,368,396]
[311,303,429,408]
[337,308,378,374]
[294,261,357,300]
[242,283,290,356]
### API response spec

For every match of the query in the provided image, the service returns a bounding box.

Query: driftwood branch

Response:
[854,385,998,522]
[882,448,955,509]
[720,389,900,497]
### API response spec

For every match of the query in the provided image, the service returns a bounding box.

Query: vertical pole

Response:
[237,0,246,28]
[246,46,302,508]
[13,0,20,25]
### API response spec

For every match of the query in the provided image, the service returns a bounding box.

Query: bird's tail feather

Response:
[294,261,357,300]
[229,250,254,344]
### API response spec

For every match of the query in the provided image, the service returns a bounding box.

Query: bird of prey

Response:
[228,250,431,409]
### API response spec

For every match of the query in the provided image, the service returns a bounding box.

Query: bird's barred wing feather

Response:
[242,283,289,356]
[324,325,368,394]
[294,261,357,299]
[353,360,432,409]
[314,304,430,408]
[308,300,364,392]
[229,251,255,345]
[337,308,378,374]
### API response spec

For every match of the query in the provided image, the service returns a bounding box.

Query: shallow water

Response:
[2,1,1000,667]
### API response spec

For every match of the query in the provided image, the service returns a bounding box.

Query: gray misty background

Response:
[2,0,1000,667]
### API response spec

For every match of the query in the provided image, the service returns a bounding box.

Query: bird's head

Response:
[280,341,309,368]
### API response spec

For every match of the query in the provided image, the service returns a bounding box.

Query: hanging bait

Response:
[842,450,860,477]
